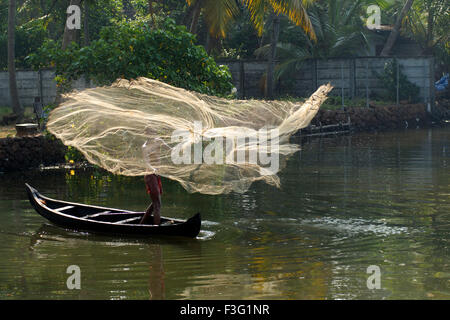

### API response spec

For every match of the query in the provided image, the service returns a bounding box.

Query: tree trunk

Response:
[8,0,22,119]
[205,32,220,55]
[83,0,90,47]
[57,0,81,104]
[189,0,203,35]
[148,0,153,14]
[380,0,414,56]
[265,13,280,99]
[183,2,196,28]
[425,3,434,53]
[84,1,90,88]
[62,0,81,50]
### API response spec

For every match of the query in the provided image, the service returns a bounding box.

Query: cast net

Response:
[47,77,332,194]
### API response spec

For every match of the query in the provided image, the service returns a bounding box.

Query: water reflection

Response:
[148,245,165,300]
[0,127,448,299]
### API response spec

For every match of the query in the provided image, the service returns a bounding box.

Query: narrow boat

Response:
[25,183,201,238]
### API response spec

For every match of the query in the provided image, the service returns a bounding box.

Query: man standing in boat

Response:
[140,173,162,225]
[140,134,164,225]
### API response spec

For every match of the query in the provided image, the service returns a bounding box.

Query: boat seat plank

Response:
[81,211,142,219]
[81,211,112,219]
[113,217,141,225]
[54,205,75,212]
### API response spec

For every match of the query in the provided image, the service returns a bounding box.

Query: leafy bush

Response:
[0,20,47,70]
[27,18,233,96]
[377,59,420,103]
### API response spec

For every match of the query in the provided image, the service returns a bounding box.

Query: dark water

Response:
[0,127,448,300]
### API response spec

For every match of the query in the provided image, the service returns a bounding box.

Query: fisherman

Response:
[140,174,163,225]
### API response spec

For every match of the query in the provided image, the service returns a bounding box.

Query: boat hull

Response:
[25,184,201,238]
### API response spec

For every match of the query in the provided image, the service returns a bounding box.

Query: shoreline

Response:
[0,102,449,173]
[312,103,436,132]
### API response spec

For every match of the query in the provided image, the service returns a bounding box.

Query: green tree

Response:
[255,0,386,84]
[244,0,317,99]
[28,18,234,96]
[185,0,317,98]
[186,0,240,39]
[403,0,449,70]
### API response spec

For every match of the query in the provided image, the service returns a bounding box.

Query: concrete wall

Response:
[0,56,434,107]
[219,56,435,103]
[0,69,91,107]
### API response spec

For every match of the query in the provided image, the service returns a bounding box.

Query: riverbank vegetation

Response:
[1,0,448,127]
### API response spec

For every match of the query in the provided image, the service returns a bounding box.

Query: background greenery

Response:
[1,0,448,97]
[27,17,234,96]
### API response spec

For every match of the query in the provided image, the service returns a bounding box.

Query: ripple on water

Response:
[301,216,414,236]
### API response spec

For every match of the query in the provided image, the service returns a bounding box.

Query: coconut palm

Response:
[244,0,317,98]
[255,0,388,83]
[380,0,415,56]
[403,0,449,55]
[186,0,318,98]
[186,0,316,39]
[186,0,240,38]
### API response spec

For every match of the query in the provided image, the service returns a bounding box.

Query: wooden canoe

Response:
[25,183,201,238]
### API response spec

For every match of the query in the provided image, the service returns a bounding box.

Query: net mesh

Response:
[47,77,332,194]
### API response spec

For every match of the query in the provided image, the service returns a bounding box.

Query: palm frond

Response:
[203,0,240,38]
[268,0,316,40]
[243,0,316,40]
[242,0,269,36]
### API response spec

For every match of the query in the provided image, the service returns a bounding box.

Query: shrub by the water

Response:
[377,59,420,103]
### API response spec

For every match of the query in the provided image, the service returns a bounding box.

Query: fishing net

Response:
[47,77,332,194]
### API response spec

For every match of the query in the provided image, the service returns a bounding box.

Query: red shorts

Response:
[146,175,163,195]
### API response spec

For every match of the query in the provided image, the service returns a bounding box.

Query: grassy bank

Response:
[0,106,36,138]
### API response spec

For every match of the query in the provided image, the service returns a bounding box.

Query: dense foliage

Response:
[1,0,449,101]
[0,19,47,70]
[27,18,233,96]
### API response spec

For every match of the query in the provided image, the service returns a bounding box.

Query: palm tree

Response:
[380,0,415,56]
[8,0,23,119]
[403,0,448,55]
[243,0,316,38]
[187,0,240,38]
[185,0,317,98]
[255,0,386,83]
[244,0,317,98]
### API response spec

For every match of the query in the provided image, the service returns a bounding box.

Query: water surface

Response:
[0,127,448,299]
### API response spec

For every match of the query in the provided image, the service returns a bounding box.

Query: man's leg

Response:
[151,192,161,225]
[142,174,162,225]
[140,204,154,224]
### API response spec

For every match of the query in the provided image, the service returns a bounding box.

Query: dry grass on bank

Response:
[0,126,16,138]
[0,106,36,138]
